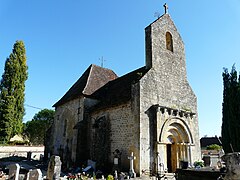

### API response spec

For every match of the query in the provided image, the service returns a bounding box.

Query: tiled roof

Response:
[200,137,222,148]
[53,64,117,107]
[89,66,149,110]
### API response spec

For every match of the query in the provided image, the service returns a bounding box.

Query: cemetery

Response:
[1,152,240,180]
[1,2,240,180]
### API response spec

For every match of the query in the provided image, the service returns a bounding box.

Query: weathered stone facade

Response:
[49,12,201,175]
[52,98,81,166]
[139,14,201,173]
[89,102,139,171]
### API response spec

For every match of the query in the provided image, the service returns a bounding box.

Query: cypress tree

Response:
[222,65,240,153]
[0,41,28,141]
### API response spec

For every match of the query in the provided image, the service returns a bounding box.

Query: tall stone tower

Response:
[139,6,201,172]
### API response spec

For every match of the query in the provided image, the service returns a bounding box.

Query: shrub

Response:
[194,160,204,167]
[206,144,222,151]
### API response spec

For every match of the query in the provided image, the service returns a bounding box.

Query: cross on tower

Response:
[164,3,168,14]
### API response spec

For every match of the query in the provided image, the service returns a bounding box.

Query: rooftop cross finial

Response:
[99,56,106,68]
[164,3,168,14]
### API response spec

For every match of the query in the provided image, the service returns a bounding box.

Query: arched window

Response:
[166,32,173,52]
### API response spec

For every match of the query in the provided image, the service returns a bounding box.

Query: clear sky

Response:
[0,0,240,137]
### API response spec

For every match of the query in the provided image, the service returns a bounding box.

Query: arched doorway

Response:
[159,118,193,172]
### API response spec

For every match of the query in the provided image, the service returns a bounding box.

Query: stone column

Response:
[188,145,192,167]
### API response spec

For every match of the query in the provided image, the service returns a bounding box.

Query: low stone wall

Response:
[176,169,223,180]
[0,146,44,160]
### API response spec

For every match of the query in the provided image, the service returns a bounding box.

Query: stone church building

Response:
[49,9,201,175]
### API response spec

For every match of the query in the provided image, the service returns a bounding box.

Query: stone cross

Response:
[114,170,118,180]
[128,152,136,178]
[47,155,62,180]
[164,3,168,14]
[27,169,42,180]
[7,163,20,180]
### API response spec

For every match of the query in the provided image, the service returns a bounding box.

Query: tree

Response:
[24,109,54,145]
[222,65,240,153]
[0,41,28,141]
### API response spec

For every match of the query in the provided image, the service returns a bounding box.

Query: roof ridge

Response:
[91,63,116,73]
[82,64,94,95]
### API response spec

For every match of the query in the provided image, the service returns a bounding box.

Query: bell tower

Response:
[145,4,187,81]
[140,4,201,172]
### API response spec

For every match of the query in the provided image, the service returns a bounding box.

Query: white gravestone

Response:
[7,163,20,180]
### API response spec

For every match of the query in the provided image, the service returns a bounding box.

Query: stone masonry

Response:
[49,10,201,176]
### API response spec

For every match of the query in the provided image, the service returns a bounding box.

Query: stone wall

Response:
[139,14,201,172]
[0,146,44,160]
[90,102,139,172]
[52,97,82,166]
[176,169,222,180]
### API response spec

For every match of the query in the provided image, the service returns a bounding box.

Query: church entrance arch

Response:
[159,118,193,172]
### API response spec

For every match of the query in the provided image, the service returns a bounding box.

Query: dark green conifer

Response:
[222,65,240,153]
[0,41,28,141]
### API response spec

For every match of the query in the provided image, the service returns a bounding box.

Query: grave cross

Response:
[128,152,136,178]
[164,3,168,14]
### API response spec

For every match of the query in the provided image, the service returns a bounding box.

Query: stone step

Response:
[157,173,176,180]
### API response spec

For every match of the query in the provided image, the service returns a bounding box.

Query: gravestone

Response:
[113,149,121,172]
[7,163,20,180]
[27,169,42,180]
[222,152,240,180]
[47,155,62,180]
[203,155,211,166]
[87,159,96,171]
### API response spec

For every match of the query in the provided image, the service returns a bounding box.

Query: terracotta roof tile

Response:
[53,64,117,107]
[89,66,149,110]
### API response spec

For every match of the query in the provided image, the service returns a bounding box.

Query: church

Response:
[48,5,201,175]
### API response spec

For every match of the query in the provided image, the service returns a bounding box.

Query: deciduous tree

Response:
[24,109,54,145]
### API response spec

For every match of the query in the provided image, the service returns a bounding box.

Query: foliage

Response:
[0,41,28,141]
[206,144,222,151]
[24,109,54,145]
[222,65,240,153]
[193,160,204,167]
[106,175,114,180]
